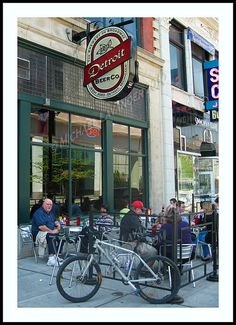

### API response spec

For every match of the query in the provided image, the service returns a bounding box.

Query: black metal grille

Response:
[18,46,146,121]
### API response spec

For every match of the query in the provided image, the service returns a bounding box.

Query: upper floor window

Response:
[191,42,209,99]
[169,22,186,90]
[85,17,139,46]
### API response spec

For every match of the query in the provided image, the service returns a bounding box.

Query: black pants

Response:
[32,232,64,255]
[46,233,64,255]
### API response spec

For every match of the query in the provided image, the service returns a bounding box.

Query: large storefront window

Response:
[177,152,196,205]
[173,100,219,208]
[172,101,219,155]
[30,108,103,214]
[193,157,219,199]
[29,108,147,216]
[113,123,146,210]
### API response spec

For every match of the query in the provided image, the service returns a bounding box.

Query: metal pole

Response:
[172,210,177,265]
[206,208,218,282]
[192,193,194,213]
[170,209,184,304]
[87,211,97,284]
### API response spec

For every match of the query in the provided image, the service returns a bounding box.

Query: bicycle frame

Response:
[83,238,161,292]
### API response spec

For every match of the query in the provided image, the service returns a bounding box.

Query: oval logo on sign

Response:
[83,26,137,101]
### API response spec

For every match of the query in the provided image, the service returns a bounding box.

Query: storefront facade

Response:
[17,17,165,224]
[165,17,219,208]
[17,17,219,224]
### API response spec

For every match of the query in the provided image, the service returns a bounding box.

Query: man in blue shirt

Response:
[178,200,190,224]
[32,198,63,266]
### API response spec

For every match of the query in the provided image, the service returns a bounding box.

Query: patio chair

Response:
[18,225,38,263]
[168,244,196,288]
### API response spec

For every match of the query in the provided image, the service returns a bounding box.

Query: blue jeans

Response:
[192,230,210,257]
[46,233,64,255]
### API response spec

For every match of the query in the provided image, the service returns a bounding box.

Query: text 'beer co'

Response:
[83,26,136,101]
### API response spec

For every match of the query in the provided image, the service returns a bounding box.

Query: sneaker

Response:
[47,256,62,267]
[56,256,64,263]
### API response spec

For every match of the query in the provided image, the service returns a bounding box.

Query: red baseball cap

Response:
[132,200,144,209]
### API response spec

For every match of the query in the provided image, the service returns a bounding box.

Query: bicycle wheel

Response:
[134,255,181,304]
[56,255,102,303]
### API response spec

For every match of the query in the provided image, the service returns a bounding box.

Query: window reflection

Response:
[192,58,204,99]
[130,156,144,203]
[113,123,128,153]
[71,149,102,211]
[130,127,142,153]
[174,127,181,151]
[71,115,101,149]
[30,107,69,145]
[113,154,129,210]
[113,123,145,210]
[30,145,69,201]
[85,17,138,45]
[170,44,185,89]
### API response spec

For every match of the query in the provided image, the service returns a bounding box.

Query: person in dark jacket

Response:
[119,200,157,260]
[119,200,145,242]
[201,196,219,261]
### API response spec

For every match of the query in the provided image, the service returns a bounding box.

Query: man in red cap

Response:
[119,200,144,242]
[120,200,157,260]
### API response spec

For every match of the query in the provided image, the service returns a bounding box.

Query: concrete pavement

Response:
[15,255,220,322]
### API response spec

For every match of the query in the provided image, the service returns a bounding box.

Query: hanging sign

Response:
[83,26,137,101]
[203,59,219,122]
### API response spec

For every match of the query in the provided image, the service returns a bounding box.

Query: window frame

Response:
[169,20,187,91]
[191,42,210,100]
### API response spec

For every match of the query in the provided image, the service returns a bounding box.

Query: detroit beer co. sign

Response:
[83,26,136,101]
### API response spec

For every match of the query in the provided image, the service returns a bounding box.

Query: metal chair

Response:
[168,244,196,288]
[19,225,38,263]
[194,228,212,260]
[49,228,82,285]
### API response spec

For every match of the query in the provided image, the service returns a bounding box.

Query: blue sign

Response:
[187,28,215,55]
[205,100,218,110]
[203,59,219,119]
[203,60,218,70]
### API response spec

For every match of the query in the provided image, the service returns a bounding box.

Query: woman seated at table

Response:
[157,207,194,260]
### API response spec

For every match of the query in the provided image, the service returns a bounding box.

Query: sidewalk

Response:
[18,256,218,311]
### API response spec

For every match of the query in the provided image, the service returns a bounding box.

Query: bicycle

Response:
[56,228,181,304]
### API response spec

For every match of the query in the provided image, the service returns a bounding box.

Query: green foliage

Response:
[31,150,94,185]
[113,169,127,187]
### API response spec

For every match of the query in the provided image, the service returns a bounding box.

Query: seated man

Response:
[31,198,64,266]
[95,205,114,234]
[120,200,157,260]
